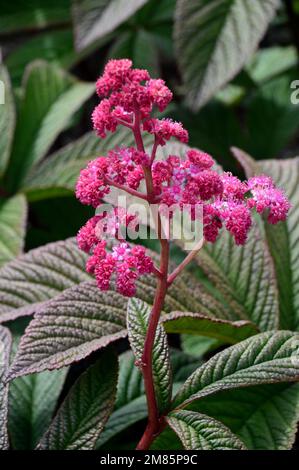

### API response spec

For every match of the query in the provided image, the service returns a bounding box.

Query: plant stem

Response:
[136,240,169,450]
[132,105,170,450]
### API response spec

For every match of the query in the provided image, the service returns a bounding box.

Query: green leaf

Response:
[173,331,299,409]
[163,312,258,343]
[245,71,299,158]
[6,30,77,87]
[0,326,12,449]
[37,348,118,450]
[0,237,206,323]
[22,127,140,200]
[0,65,15,178]
[127,298,172,413]
[5,61,93,192]
[167,410,245,450]
[233,149,299,331]
[247,46,298,85]
[0,238,90,323]
[96,348,199,449]
[195,222,279,331]
[174,0,279,109]
[182,335,222,358]
[9,368,67,449]
[189,382,299,450]
[0,194,27,268]
[0,0,70,34]
[108,29,160,78]
[72,0,149,50]
[7,282,128,379]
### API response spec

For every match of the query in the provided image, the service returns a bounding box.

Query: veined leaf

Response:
[0,237,206,323]
[0,194,27,268]
[9,368,67,449]
[190,382,299,450]
[72,0,149,51]
[37,348,118,450]
[167,410,246,450]
[0,326,12,450]
[0,238,90,323]
[127,298,172,413]
[174,0,279,109]
[96,349,199,449]
[0,64,15,178]
[233,149,299,331]
[196,222,279,331]
[7,282,128,380]
[0,0,70,34]
[5,61,93,192]
[163,312,258,343]
[173,331,299,409]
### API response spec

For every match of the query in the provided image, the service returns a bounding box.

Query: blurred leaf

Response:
[0,0,71,34]
[37,348,118,450]
[167,410,245,450]
[6,30,77,87]
[0,65,15,178]
[0,194,27,268]
[247,46,298,85]
[5,61,93,192]
[108,29,160,77]
[173,331,299,409]
[9,368,67,449]
[233,149,299,330]
[245,71,299,158]
[174,0,280,110]
[72,0,149,51]
[22,127,148,201]
[181,335,221,358]
[0,326,11,449]
[190,382,299,450]
[127,298,172,413]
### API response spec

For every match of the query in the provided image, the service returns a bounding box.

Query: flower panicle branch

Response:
[75,58,290,449]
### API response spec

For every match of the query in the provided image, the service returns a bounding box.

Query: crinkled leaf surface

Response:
[196,223,279,331]
[127,298,172,413]
[174,0,279,109]
[173,331,299,408]
[38,348,118,450]
[0,194,27,268]
[7,282,127,379]
[96,349,199,449]
[5,61,93,192]
[190,382,299,450]
[233,149,299,331]
[9,367,67,449]
[167,410,246,450]
[0,326,12,449]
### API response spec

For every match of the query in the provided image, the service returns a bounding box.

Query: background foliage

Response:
[0,0,299,451]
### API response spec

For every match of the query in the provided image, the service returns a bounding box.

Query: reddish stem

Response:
[106,178,149,201]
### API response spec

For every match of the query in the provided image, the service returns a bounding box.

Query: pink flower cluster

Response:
[77,211,153,296]
[92,59,188,145]
[76,59,290,297]
[76,147,147,208]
